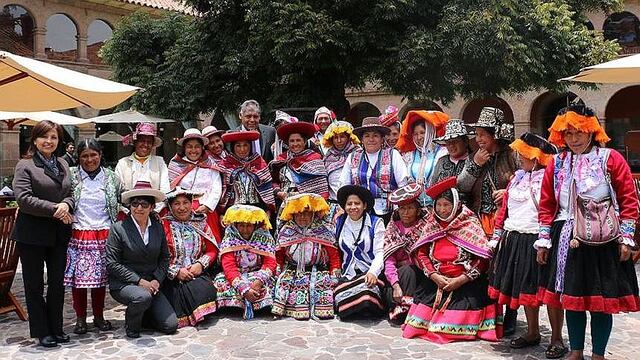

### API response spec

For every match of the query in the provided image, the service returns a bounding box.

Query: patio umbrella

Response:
[560,53,640,83]
[0,51,139,111]
[96,131,124,142]
[88,109,174,124]
[0,111,91,129]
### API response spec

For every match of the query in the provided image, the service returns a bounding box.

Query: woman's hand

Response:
[176,268,194,282]
[620,244,632,262]
[492,189,506,205]
[188,263,204,277]
[536,248,548,265]
[429,273,450,289]
[277,191,287,201]
[244,288,261,302]
[250,279,264,292]
[195,205,210,214]
[392,283,404,303]
[138,279,159,295]
[443,275,469,292]
[473,149,491,166]
[364,273,378,287]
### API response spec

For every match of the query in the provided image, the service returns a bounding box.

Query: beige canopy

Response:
[88,109,174,123]
[561,54,640,83]
[0,111,92,127]
[0,51,139,111]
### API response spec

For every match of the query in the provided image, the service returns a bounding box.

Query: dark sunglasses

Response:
[130,200,152,209]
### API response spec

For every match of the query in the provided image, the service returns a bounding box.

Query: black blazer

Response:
[236,123,276,163]
[12,155,74,246]
[106,216,170,291]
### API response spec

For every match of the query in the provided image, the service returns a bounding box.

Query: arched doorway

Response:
[45,13,78,61]
[603,11,640,55]
[605,85,640,171]
[461,97,514,124]
[345,102,381,126]
[0,4,35,56]
[530,92,578,138]
[398,100,443,122]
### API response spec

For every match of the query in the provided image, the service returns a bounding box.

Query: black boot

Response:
[503,308,518,336]
[38,335,58,348]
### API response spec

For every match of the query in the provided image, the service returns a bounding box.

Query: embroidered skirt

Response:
[64,229,110,288]
[162,274,217,328]
[488,231,542,309]
[213,271,273,313]
[334,273,386,319]
[402,275,503,343]
[539,220,640,313]
[272,266,336,320]
[382,265,420,323]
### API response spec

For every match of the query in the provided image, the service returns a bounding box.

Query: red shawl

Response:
[167,153,217,189]
[270,149,329,198]
[218,153,275,209]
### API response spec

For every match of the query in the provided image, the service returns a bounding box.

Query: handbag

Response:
[570,149,621,247]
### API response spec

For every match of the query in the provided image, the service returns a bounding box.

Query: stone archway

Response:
[345,102,381,126]
[530,91,578,138]
[461,97,514,124]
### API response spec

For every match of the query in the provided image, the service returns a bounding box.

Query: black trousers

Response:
[17,241,68,338]
[111,284,178,334]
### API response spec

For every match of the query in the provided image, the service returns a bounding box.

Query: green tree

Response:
[101,0,622,122]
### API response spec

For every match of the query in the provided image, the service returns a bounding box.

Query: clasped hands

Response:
[429,273,469,292]
[53,203,72,224]
[138,278,161,296]
[244,279,265,303]
[175,263,204,282]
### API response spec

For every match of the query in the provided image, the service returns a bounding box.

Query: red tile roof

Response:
[117,0,194,14]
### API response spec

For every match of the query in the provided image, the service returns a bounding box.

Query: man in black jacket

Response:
[235,100,276,163]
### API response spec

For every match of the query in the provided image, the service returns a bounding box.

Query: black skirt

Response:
[539,220,640,314]
[488,231,541,309]
[414,274,494,311]
[334,273,386,319]
[162,274,218,327]
[382,265,422,322]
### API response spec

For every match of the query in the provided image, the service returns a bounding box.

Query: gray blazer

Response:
[106,216,170,291]
[236,123,276,163]
[12,155,74,246]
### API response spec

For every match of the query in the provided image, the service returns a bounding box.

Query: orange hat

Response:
[509,132,557,167]
[396,110,449,153]
[548,106,610,148]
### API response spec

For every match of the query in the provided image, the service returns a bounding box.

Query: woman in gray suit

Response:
[13,120,74,348]
[106,180,177,338]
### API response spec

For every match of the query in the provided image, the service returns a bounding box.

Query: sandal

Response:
[93,318,113,331]
[509,334,541,349]
[74,317,88,335]
[545,344,568,359]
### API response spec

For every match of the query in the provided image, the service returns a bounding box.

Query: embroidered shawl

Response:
[271,149,329,197]
[71,166,123,222]
[383,216,429,260]
[324,142,357,174]
[167,153,217,189]
[350,147,397,198]
[218,153,275,209]
[219,225,276,258]
[410,206,491,259]
[162,213,218,277]
[277,220,336,249]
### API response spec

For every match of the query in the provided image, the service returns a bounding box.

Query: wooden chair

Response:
[0,207,27,320]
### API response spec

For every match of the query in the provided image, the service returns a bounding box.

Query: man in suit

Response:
[235,100,276,163]
[61,142,77,167]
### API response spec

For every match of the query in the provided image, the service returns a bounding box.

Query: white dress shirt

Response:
[131,216,152,246]
[338,214,385,280]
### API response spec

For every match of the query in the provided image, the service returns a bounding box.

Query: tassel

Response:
[243,300,254,320]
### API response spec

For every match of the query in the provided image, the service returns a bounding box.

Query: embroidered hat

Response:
[337,185,375,214]
[424,177,457,200]
[222,204,272,230]
[165,186,203,203]
[379,105,400,127]
[177,128,209,146]
[322,120,360,148]
[279,193,330,221]
[276,121,317,142]
[396,110,449,152]
[122,122,163,147]
[353,117,391,138]
[314,106,335,124]
[121,178,166,205]
[202,125,225,138]
[548,105,610,148]
[510,132,557,166]
[221,130,260,144]
[434,119,473,144]
[388,183,423,206]
[468,107,514,142]
[273,110,298,128]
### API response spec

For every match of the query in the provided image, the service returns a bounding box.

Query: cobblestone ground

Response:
[2,265,639,359]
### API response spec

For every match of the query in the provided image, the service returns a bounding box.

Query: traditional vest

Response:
[350,148,397,199]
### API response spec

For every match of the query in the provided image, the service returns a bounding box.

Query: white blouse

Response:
[338,214,385,280]
[73,169,111,230]
[175,161,222,211]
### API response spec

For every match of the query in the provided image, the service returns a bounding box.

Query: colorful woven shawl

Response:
[324,142,357,174]
[350,147,397,198]
[219,225,276,258]
[167,153,217,189]
[277,220,336,249]
[383,216,428,260]
[218,153,275,209]
[272,149,329,197]
[410,206,491,259]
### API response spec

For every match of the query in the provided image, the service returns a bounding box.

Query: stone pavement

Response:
[2,266,639,360]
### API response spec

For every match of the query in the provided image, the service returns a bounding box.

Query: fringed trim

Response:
[279,193,330,221]
[222,205,272,229]
[548,110,610,147]
[509,139,553,166]
[322,125,360,148]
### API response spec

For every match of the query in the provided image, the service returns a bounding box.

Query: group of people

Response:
[11,99,639,360]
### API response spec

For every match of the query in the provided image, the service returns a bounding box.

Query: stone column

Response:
[77,34,89,63]
[0,126,21,179]
[33,27,47,59]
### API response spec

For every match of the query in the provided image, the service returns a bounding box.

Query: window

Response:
[604,12,640,54]
[45,14,77,61]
